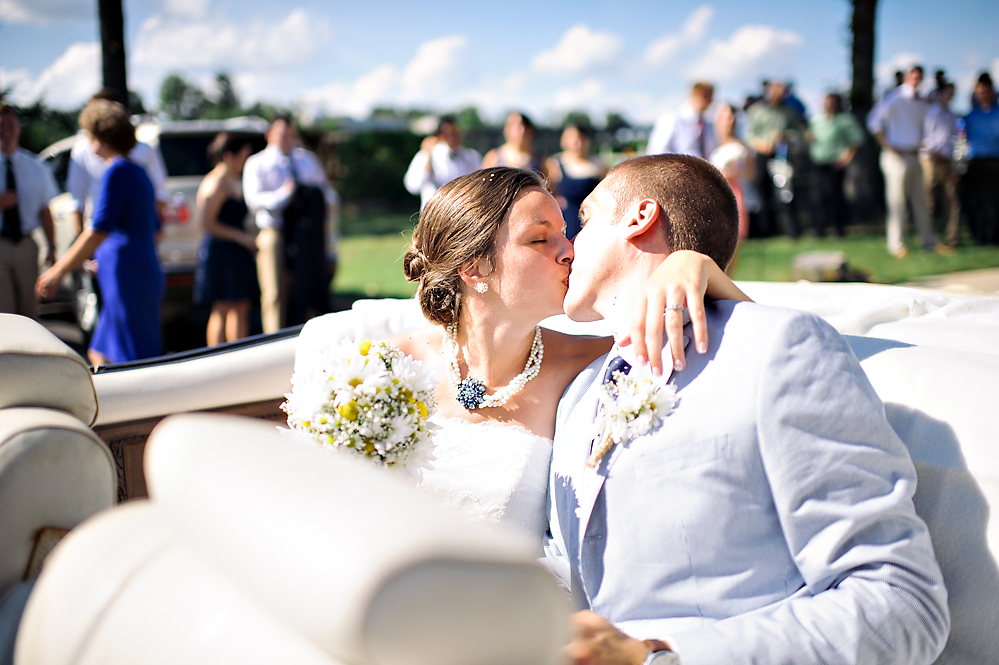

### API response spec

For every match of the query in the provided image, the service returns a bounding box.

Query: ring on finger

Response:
[665,303,685,311]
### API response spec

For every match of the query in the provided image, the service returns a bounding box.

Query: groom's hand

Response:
[565,610,650,665]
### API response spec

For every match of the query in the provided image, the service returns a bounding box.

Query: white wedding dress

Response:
[415,414,553,543]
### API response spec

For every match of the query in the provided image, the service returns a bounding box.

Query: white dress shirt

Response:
[646,102,717,159]
[867,84,927,152]
[66,136,168,213]
[243,145,339,231]
[921,102,959,160]
[1,149,58,234]
[403,142,481,209]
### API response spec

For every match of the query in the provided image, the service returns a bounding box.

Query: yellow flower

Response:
[359,340,372,356]
[417,401,428,419]
[338,401,359,421]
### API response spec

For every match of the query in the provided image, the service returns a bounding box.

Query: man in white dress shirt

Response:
[868,65,947,257]
[243,114,339,332]
[0,105,58,319]
[920,82,961,246]
[66,90,168,233]
[646,82,716,159]
[404,115,481,210]
[547,154,949,665]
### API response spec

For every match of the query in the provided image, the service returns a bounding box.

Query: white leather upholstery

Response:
[16,502,342,665]
[0,315,97,426]
[92,336,297,426]
[18,414,569,665]
[0,408,116,597]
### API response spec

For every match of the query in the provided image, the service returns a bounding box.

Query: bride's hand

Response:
[618,250,752,376]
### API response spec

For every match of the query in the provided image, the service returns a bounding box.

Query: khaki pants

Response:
[922,157,960,245]
[255,227,286,334]
[881,151,936,253]
[0,236,38,319]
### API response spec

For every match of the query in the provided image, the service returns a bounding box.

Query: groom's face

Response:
[564,177,628,322]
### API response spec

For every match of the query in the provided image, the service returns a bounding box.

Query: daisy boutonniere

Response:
[586,365,679,468]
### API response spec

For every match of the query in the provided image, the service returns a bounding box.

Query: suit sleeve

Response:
[666,312,949,665]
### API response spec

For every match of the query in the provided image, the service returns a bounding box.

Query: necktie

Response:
[2,157,22,243]
[590,356,633,456]
[696,115,707,158]
[603,356,632,384]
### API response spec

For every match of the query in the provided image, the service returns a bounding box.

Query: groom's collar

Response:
[605,311,691,381]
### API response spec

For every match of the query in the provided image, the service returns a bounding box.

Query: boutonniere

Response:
[586,369,678,468]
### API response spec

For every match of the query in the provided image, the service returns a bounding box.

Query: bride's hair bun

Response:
[403,246,428,282]
[408,167,547,326]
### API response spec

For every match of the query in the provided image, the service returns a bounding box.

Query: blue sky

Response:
[2,0,997,125]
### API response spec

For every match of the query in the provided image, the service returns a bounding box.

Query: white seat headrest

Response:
[0,314,98,425]
[0,408,116,595]
[144,414,569,665]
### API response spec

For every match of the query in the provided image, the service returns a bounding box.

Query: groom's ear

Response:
[623,198,663,241]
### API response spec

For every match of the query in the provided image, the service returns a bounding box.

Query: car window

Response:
[159,132,267,178]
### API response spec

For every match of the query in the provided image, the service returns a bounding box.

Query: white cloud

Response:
[551,78,605,111]
[1,41,99,108]
[689,25,804,83]
[400,35,469,101]
[531,24,623,75]
[645,5,715,66]
[0,0,89,24]
[132,8,329,72]
[162,0,209,20]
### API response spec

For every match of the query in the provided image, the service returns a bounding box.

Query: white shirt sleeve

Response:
[646,113,677,156]
[404,150,432,196]
[66,141,91,212]
[243,153,293,213]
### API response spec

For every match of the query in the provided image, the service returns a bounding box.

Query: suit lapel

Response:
[574,334,688,551]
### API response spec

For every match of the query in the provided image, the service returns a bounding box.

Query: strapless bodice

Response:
[416,414,552,543]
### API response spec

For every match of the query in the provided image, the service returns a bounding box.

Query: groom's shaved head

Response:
[606,155,739,270]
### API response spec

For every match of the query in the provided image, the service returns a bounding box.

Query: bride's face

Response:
[486,187,573,321]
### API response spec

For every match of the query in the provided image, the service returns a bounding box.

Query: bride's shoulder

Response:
[387,325,443,361]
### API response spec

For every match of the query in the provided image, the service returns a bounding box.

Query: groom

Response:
[546,155,949,665]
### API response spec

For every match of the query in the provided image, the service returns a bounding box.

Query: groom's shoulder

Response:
[708,300,848,356]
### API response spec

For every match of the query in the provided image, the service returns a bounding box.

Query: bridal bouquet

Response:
[282,339,437,467]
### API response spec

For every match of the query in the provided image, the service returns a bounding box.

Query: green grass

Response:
[732,233,999,283]
[333,211,999,298]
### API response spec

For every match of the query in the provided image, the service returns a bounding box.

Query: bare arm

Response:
[618,250,752,376]
[40,205,56,266]
[198,177,256,251]
[35,228,108,300]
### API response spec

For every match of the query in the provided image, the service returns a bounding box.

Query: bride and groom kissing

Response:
[384,156,949,665]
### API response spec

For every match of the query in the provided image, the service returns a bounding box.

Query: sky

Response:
[1,0,998,126]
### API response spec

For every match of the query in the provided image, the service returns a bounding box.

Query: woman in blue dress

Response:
[546,122,606,240]
[36,99,164,365]
[193,132,258,346]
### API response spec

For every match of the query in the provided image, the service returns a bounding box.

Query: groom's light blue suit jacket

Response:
[546,300,949,665]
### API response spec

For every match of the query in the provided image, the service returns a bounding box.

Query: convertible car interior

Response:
[0,280,996,664]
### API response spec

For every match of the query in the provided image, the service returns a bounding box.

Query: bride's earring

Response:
[475,282,489,294]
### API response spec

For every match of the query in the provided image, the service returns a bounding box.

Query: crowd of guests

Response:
[3,91,340,365]
[405,67,999,262]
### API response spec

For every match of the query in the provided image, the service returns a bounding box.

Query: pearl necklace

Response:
[444,322,544,410]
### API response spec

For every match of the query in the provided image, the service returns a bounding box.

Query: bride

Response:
[387,166,750,542]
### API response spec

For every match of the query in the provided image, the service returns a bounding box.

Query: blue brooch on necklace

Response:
[456,377,488,410]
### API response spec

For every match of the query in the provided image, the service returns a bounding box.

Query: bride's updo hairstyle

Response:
[404,167,547,326]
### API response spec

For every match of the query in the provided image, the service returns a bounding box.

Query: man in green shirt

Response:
[747,81,806,238]
[807,93,865,237]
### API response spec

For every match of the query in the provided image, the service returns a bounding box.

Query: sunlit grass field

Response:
[334,212,999,299]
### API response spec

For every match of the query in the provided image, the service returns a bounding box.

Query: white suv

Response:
[41,116,268,331]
